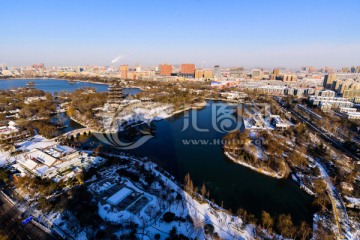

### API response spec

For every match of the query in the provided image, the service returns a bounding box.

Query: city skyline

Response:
[1,0,360,68]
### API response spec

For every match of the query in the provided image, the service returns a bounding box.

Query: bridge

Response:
[57,127,93,140]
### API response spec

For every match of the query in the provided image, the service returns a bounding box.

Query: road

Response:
[274,99,354,238]
[275,99,360,162]
[0,192,55,240]
[314,161,352,239]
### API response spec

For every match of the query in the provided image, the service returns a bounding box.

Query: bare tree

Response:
[261,211,274,231]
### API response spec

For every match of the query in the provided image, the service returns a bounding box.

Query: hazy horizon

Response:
[1,0,360,68]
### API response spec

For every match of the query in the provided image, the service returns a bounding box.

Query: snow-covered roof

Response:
[107,187,133,205]
[22,159,38,170]
[35,165,50,175]
[28,149,57,166]
[54,145,74,154]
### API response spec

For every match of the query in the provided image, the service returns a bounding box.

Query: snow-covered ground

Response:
[314,160,354,239]
[225,152,285,179]
[48,154,258,239]
[100,102,174,132]
[0,150,13,166]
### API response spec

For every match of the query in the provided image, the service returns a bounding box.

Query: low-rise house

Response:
[14,140,99,181]
[270,115,290,129]
[24,96,47,104]
[0,121,30,143]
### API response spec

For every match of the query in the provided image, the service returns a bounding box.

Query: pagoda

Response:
[26,81,36,90]
[107,82,123,105]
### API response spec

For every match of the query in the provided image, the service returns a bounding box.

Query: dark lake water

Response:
[73,102,315,225]
[1,79,314,225]
[0,78,141,95]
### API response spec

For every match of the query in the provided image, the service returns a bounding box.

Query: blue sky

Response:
[1,0,360,68]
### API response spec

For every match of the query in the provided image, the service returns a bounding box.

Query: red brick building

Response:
[159,64,173,76]
[180,64,195,75]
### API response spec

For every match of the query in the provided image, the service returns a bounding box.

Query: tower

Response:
[26,81,36,90]
[107,82,123,105]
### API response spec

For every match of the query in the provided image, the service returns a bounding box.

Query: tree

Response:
[261,211,274,230]
[201,182,206,199]
[169,226,177,239]
[277,214,296,238]
[312,193,330,212]
[0,168,10,185]
[236,208,247,223]
[312,178,330,212]
[184,173,194,193]
[0,229,8,240]
[163,212,175,223]
[298,221,312,240]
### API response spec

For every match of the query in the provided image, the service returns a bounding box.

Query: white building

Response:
[0,121,30,142]
[346,112,360,120]
[309,96,354,109]
[339,107,357,113]
[13,137,103,182]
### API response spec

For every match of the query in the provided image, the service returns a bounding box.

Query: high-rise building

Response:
[195,69,213,79]
[229,67,244,78]
[203,69,213,79]
[273,68,280,77]
[270,68,280,80]
[282,74,297,82]
[159,64,173,76]
[339,81,351,95]
[120,65,128,79]
[323,73,337,89]
[356,66,360,73]
[343,89,360,99]
[213,65,221,79]
[321,66,334,74]
[252,69,263,80]
[180,64,195,77]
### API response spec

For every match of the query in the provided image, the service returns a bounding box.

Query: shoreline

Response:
[1,77,109,85]
[67,100,207,133]
[224,151,287,179]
